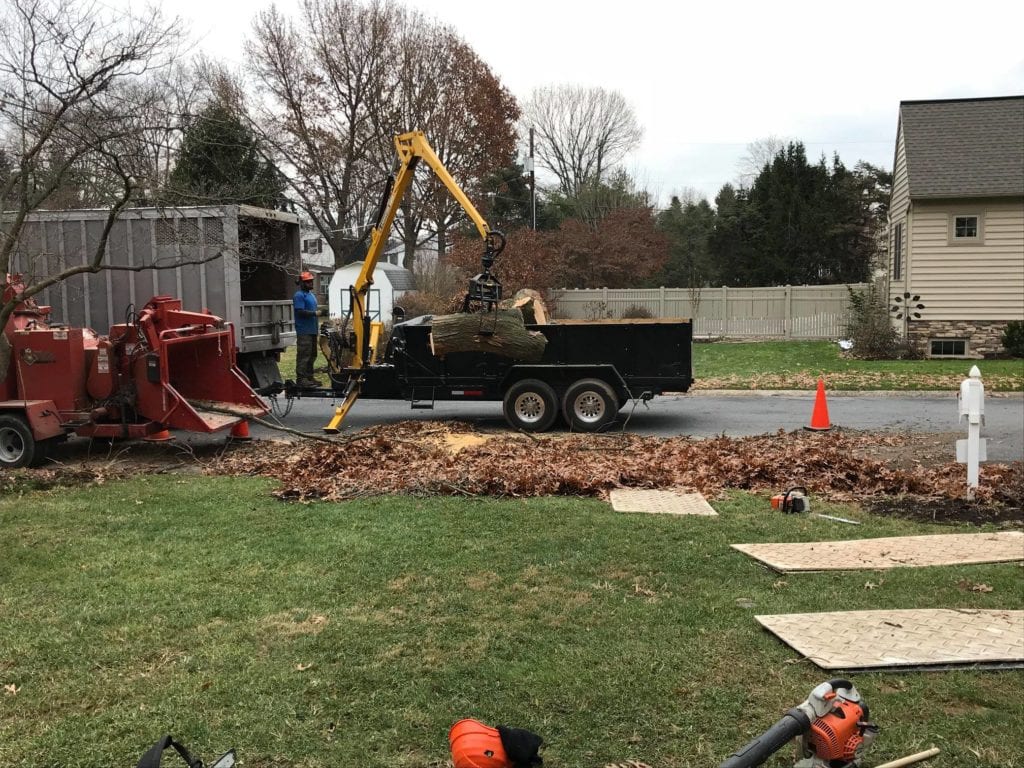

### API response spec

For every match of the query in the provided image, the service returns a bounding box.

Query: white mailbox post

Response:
[957,365,986,499]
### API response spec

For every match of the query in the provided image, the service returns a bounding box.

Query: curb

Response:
[668,389,1024,399]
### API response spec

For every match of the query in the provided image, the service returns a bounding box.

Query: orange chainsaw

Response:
[719,679,878,768]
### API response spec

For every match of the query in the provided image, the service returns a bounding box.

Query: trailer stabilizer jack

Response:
[323,379,362,433]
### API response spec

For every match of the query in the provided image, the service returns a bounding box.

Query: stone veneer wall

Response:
[907,320,1013,358]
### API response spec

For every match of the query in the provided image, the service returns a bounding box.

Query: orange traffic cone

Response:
[805,377,832,431]
[144,427,174,442]
[229,420,252,441]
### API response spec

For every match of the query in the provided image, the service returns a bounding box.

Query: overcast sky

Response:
[161,0,1023,204]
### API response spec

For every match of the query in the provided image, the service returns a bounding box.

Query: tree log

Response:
[430,309,547,361]
[509,288,548,325]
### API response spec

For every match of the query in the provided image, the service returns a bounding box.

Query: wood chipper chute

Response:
[1,274,268,467]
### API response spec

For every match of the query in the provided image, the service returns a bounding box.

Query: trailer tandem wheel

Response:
[503,378,558,432]
[562,378,617,432]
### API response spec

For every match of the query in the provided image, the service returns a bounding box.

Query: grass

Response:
[694,340,1024,391]
[2,476,1022,767]
[276,338,1023,391]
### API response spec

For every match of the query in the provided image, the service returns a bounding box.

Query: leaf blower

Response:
[771,486,810,514]
[719,679,878,768]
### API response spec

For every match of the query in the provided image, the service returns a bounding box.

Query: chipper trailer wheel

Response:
[0,414,44,469]
[562,378,617,432]
[503,378,558,432]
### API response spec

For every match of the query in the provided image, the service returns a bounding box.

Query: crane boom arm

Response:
[350,131,491,370]
[322,131,497,434]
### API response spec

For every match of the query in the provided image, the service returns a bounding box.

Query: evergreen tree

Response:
[166,103,286,208]
[709,143,880,286]
[653,195,717,288]
[478,162,561,232]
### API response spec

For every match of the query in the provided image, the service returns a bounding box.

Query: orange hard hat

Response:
[448,719,511,768]
[299,271,315,282]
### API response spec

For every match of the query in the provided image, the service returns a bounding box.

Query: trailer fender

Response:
[0,400,65,440]
[500,364,630,404]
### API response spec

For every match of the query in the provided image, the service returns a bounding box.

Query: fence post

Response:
[785,284,793,338]
[660,285,666,318]
[721,285,729,337]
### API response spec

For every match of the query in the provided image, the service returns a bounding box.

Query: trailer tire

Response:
[562,378,617,432]
[0,414,39,469]
[503,379,558,432]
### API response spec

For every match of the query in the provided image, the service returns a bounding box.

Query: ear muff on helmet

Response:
[449,719,511,768]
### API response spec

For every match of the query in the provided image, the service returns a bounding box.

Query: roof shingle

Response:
[900,96,1024,199]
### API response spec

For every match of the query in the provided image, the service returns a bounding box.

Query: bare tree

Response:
[736,135,792,188]
[521,85,643,199]
[391,21,518,267]
[245,0,399,269]
[245,0,518,272]
[0,0,183,379]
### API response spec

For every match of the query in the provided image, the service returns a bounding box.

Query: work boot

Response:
[298,378,323,389]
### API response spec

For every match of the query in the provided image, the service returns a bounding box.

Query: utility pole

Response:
[528,127,536,230]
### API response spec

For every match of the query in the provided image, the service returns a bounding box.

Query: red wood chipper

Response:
[1,274,268,468]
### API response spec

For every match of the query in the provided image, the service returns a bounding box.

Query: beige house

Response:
[888,95,1024,358]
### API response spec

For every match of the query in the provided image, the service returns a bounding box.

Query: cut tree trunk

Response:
[430,309,547,361]
[509,288,548,325]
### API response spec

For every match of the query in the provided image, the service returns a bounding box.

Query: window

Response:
[930,339,967,358]
[302,238,323,254]
[892,222,903,280]
[949,214,983,244]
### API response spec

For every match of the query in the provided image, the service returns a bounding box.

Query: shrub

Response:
[583,300,614,320]
[394,291,447,319]
[621,303,654,319]
[1002,320,1024,357]
[844,283,917,359]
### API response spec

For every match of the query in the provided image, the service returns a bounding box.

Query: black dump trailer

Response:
[348,317,693,432]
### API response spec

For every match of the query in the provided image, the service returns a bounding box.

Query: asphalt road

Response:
[258,391,1024,462]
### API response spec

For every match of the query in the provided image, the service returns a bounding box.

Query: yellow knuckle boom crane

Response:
[321,131,505,433]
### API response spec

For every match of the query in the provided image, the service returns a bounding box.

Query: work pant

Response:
[296,334,318,383]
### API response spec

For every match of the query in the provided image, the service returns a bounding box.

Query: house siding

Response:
[888,126,910,289]
[907,198,1024,321]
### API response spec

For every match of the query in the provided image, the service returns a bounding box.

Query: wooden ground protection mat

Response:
[609,489,718,516]
[732,531,1023,572]
[757,609,1024,671]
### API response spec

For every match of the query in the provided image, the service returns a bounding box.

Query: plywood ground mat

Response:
[732,531,1024,572]
[609,489,718,516]
[756,609,1024,671]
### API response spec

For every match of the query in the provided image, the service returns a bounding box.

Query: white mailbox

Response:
[956,365,986,498]
[958,365,985,425]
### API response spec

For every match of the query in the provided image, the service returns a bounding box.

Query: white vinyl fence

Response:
[550,284,867,339]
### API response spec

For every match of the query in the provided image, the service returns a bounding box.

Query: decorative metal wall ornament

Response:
[891,291,925,321]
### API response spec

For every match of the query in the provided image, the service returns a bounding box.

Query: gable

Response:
[900,96,1024,199]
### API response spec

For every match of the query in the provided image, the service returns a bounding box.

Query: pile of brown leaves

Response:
[211,421,1023,508]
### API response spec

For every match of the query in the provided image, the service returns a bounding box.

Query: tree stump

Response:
[430,309,547,361]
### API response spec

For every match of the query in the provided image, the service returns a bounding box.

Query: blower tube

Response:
[717,707,811,768]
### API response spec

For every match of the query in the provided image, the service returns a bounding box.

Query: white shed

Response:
[328,261,416,320]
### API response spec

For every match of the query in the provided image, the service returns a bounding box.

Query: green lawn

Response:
[276,338,1023,391]
[693,340,1024,391]
[2,476,1021,767]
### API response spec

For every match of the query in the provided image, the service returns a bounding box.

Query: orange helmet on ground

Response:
[449,719,511,768]
[299,271,315,282]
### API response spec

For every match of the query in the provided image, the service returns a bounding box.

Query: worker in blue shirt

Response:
[293,271,321,387]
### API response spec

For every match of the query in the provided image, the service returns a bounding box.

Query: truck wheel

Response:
[503,379,558,432]
[0,414,39,469]
[562,378,617,432]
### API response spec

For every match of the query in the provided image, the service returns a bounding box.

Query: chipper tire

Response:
[0,414,40,469]
[503,378,558,432]
[562,378,617,433]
